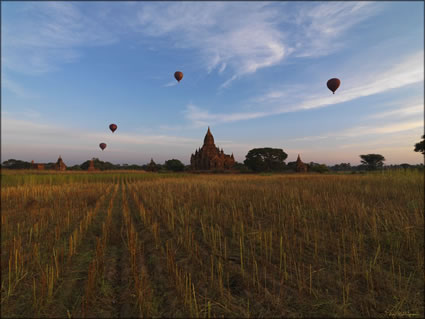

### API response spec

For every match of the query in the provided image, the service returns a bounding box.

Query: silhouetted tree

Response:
[233,162,251,173]
[414,135,425,155]
[165,159,185,172]
[331,163,352,171]
[244,148,288,172]
[309,162,329,173]
[359,154,385,170]
[80,158,117,170]
[2,159,32,169]
[68,165,82,171]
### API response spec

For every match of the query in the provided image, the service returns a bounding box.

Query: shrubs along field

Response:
[1,170,423,317]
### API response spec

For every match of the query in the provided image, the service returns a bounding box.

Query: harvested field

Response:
[1,170,423,317]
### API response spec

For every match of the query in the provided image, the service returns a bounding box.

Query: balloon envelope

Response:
[327,78,340,94]
[99,143,107,151]
[109,124,117,133]
[174,71,183,82]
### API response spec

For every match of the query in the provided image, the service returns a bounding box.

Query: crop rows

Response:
[1,171,424,317]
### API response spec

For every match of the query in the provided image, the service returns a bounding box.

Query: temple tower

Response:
[295,154,307,172]
[190,127,235,170]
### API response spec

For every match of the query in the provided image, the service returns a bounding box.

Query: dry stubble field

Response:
[1,170,424,318]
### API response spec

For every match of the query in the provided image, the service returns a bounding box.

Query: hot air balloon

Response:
[109,124,117,133]
[327,78,340,94]
[174,71,183,82]
[99,143,107,151]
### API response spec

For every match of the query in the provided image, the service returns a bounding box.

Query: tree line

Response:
[1,158,187,172]
[3,135,424,173]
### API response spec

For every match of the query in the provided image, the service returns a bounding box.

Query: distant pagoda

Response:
[54,155,67,171]
[31,160,44,170]
[147,158,158,172]
[295,154,307,172]
[88,159,96,171]
[190,127,235,170]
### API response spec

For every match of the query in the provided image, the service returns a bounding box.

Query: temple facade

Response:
[295,154,308,172]
[55,156,67,171]
[88,159,97,171]
[190,127,235,170]
[146,158,159,172]
[31,160,44,170]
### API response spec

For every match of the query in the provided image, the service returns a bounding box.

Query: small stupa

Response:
[55,155,67,171]
[295,154,307,173]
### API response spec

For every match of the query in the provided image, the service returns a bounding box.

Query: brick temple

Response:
[31,155,67,170]
[55,156,67,171]
[295,154,308,172]
[190,127,235,170]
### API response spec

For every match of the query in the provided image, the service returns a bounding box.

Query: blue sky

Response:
[2,1,424,166]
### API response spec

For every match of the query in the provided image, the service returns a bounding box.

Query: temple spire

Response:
[203,126,215,146]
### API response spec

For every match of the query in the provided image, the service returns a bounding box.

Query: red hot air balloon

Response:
[109,124,117,133]
[99,143,107,151]
[174,71,183,82]
[327,78,341,94]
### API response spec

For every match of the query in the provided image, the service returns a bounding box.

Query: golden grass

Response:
[1,170,423,317]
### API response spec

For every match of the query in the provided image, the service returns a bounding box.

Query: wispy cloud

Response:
[338,131,424,150]
[3,2,379,84]
[2,108,41,119]
[3,2,118,74]
[1,75,39,99]
[135,2,287,88]
[291,119,423,142]
[163,81,177,87]
[267,51,424,112]
[3,115,197,144]
[184,50,424,125]
[183,104,268,128]
[367,104,423,119]
[134,2,380,87]
[291,2,378,57]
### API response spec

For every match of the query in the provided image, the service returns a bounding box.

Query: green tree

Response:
[331,163,352,171]
[309,162,329,173]
[2,159,32,169]
[68,165,82,171]
[165,159,185,172]
[244,148,288,172]
[414,135,425,155]
[233,162,251,173]
[359,154,385,170]
[80,158,118,170]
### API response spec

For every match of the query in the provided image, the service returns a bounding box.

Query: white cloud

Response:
[184,50,424,125]
[1,75,39,99]
[367,104,423,119]
[291,119,423,142]
[163,81,177,87]
[135,3,287,87]
[3,2,118,74]
[3,2,379,85]
[132,2,379,87]
[292,2,377,57]
[2,108,41,119]
[183,104,267,127]
[343,120,423,137]
[2,115,198,146]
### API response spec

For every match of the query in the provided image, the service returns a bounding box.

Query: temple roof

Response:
[203,126,215,146]
[296,154,303,163]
